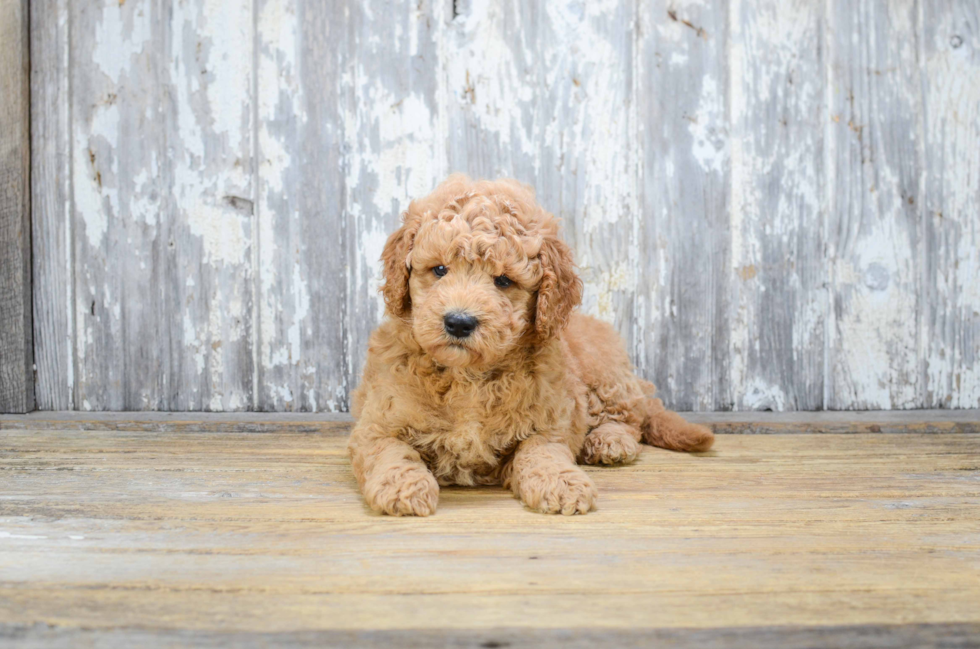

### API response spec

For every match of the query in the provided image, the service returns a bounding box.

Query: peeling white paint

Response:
[160,0,254,409]
[689,76,728,174]
[288,260,310,365]
[827,0,924,410]
[742,377,787,411]
[257,0,299,385]
[184,311,206,376]
[728,0,825,410]
[446,2,536,160]
[357,218,393,324]
[583,261,633,324]
[347,88,443,324]
[92,2,151,85]
[921,11,980,408]
[201,0,252,152]
[185,205,249,267]
[73,102,120,248]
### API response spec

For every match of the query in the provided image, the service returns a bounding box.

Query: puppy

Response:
[349,175,713,516]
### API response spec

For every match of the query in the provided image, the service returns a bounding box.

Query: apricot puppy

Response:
[349,175,713,516]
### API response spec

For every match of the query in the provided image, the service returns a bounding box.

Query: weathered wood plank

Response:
[0,0,33,413]
[69,0,160,410]
[4,623,980,649]
[70,0,255,410]
[445,0,639,351]
[728,0,826,410]
[443,0,538,180]
[0,427,977,637]
[166,1,256,410]
[254,0,348,411]
[826,0,923,409]
[3,409,979,434]
[637,0,731,410]
[343,0,446,396]
[920,1,980,409]
[29,0,72,411]
[688,408,980,434]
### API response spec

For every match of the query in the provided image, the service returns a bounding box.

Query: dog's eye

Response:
[494,275,513,289]
[432,265,448,278]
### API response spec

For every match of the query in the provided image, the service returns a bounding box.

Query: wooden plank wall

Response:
[1,0,34,413]
[27,0,980,412]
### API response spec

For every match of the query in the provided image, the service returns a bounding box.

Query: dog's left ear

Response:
[380,212,421,318]
[534,233,582,339]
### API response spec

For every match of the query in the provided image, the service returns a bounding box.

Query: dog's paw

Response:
[363,463,439,516]
[517,465,597,515]
[581,423,641,465]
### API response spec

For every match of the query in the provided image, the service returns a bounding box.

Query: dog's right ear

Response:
[380,212,421,318]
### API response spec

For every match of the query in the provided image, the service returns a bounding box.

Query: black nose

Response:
[444,312,479,338]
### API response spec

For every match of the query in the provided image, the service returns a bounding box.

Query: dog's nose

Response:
[444,312,479,338]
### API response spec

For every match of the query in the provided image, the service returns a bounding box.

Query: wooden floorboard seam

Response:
[1,409,979,434]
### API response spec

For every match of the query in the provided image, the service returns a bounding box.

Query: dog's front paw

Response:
[516,466,597,515]
[363,463,439,516]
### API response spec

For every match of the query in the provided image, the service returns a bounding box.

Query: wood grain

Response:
[69,0,255,410]
[728,0,826,410]
[29,0,72,411]
[637,0,732,411]
[254,0,348,411]
[920,0,980,408]
[4,623,980,649]
[826,0,923,409]
[3,409,979,434]
[0,0,33,413]
[0,422,978,643]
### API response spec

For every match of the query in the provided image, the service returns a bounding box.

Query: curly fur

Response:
[349,175,714,516]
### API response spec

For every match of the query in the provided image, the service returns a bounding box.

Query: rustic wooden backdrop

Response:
[25,0,980,412]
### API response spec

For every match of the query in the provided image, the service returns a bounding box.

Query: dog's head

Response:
[380,175,582,368]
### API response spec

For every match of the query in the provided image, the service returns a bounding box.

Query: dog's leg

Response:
[641,398,714,452]
[348,428,439,516]
[503,436,597,515]
[580,421,642,465]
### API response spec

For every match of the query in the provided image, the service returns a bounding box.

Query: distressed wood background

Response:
[1,0,33,413]
[28,0,980,412]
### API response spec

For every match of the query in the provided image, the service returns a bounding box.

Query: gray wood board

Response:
[920,0,980,409]
[637,0,731,411]
[2,623,979,649]
[28,0,980,412]
[1,0,34,413]
[68,1,255,410]
[728,0,826,411]
[254,0,348,411]
[29,0,71,410]
[826,0,923,410]
[2,409,978,434]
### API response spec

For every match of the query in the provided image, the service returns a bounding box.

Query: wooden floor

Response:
[1,412,979,648]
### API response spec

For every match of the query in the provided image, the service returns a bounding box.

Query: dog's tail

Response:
[639,395,715,452]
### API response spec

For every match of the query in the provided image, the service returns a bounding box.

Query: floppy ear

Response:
[380,213,420,318]
[534,234,582,339]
